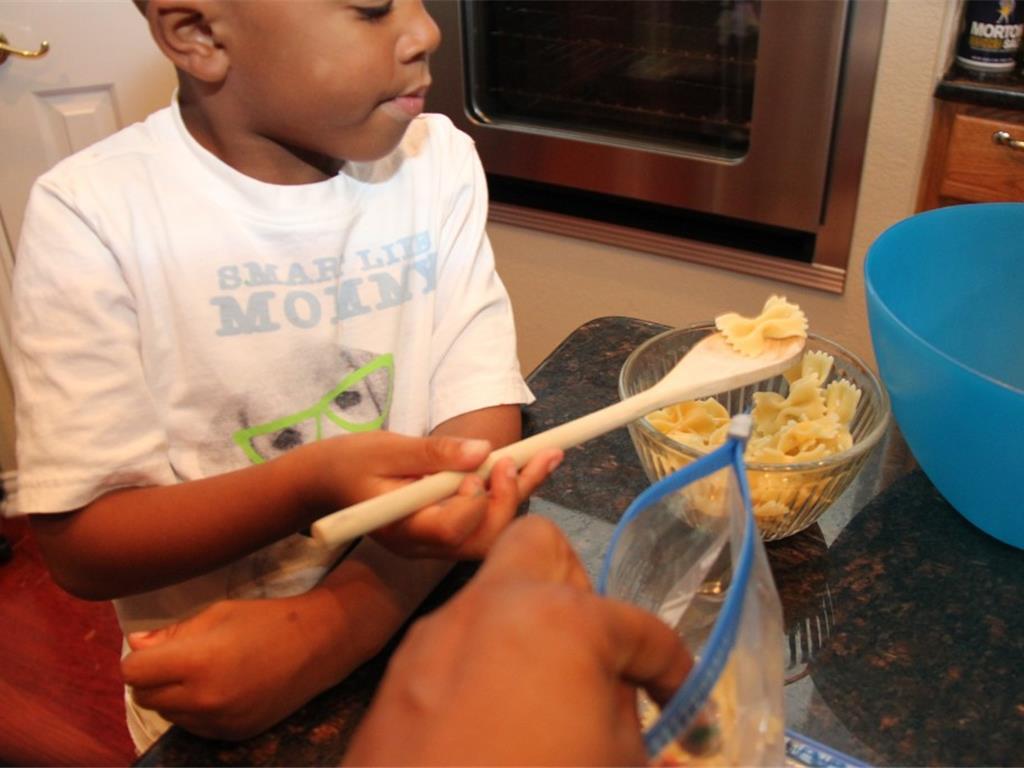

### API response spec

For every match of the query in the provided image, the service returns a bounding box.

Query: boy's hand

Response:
[369,450,562,560]
[343,516,694,767]
[122,591,345,742]
[301,431,562,560]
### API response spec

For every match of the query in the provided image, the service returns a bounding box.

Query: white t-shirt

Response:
[11,100,532,749]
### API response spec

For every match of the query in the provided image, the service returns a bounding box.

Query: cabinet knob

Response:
[992,130,1024,152]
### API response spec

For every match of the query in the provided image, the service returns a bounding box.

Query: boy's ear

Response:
[146,0,229,83]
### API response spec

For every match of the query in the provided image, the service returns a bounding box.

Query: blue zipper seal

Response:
[597,415,756,758]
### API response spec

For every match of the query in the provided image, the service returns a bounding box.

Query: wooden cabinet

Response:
[917,99,1024,210]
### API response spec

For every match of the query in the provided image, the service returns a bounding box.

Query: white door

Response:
[0,1,175,481]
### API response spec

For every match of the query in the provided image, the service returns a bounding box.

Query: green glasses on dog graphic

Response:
[234,352,394,464]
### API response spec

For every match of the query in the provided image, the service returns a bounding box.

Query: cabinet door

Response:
[942,113,1024,202]
[918,101,1024,210]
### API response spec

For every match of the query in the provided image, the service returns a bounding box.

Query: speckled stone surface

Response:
[808,468,1024,766]
[136,316,1024,767]
[522,316,663,521]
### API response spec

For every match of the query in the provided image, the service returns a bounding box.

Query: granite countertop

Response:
[137,316,1024,768]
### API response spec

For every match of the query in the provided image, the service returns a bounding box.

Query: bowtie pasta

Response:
[646,347,862,534]
[715,295,807,356]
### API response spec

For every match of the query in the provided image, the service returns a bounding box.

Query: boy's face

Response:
[217,0,441,166]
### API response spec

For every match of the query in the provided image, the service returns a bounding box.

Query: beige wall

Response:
[496,0,961,375]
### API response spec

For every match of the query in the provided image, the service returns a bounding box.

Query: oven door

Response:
[427,0,849,234]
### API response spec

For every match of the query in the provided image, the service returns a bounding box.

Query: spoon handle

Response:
[310,389,665,548]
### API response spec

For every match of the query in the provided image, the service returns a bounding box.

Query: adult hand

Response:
[343,516,694,766]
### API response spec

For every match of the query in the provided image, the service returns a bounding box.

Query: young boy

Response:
[9,0,559,751]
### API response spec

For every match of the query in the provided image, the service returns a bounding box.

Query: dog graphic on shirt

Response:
[195,344,393,599]
[198,345,393,475]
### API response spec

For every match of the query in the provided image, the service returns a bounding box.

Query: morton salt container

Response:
[955,0,1024,78]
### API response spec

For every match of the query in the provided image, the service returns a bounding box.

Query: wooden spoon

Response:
[311,331,805,548]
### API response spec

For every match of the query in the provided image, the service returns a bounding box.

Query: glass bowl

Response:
[619,322,891,540]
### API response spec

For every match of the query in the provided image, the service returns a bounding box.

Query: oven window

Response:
[462,0,759,159]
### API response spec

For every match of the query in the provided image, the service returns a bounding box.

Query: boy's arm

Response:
[120,441,542,742]
[333,403,524,670]
[32,403,531,603]
[321,404,531,700]
[346,402,523,641]
[30,450,320,600]
[29,432,502,601]
[120,538,453,741]
[297,404,528,726]
[429,402,522,445]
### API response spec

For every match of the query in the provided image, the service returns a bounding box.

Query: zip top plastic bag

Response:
[598,415,785,766]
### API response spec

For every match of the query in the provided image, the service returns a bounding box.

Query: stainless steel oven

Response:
[426,0,887,292]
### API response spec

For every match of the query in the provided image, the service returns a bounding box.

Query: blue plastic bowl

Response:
[865,203,1024,549]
